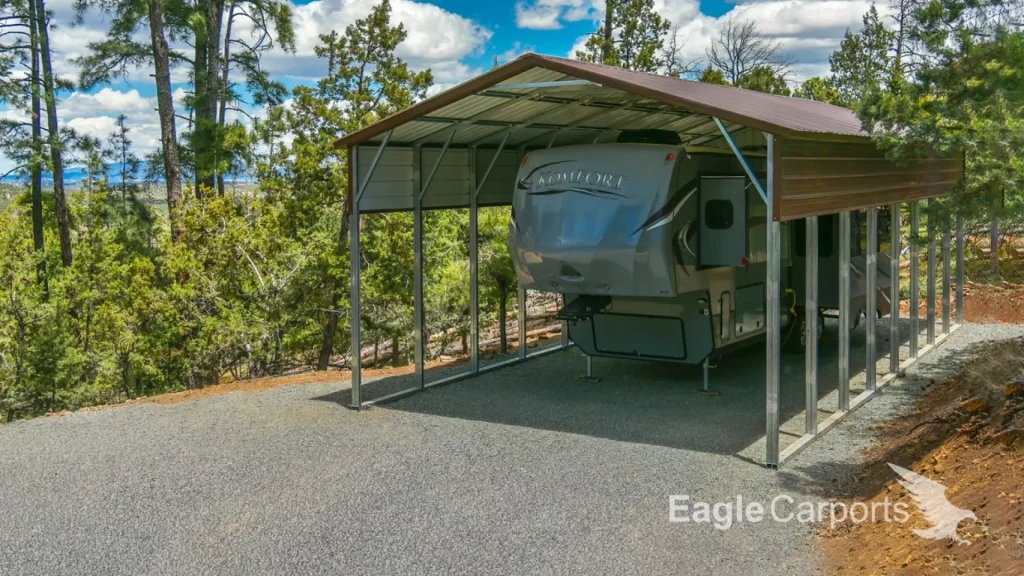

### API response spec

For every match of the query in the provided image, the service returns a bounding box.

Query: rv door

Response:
[699,176,747,267]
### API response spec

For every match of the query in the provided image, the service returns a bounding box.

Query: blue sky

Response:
[2,0,880,176]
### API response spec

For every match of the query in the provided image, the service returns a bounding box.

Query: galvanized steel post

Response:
[765,134,781,467]
[927,201,937,345]
[956,215,965,325]
[838,211,851,412]
[350,147,362,407]
[805,216,818,435]
[469,148,479,373]
[942,215,951,334]
[889,204,900,374]
[518,287,527,360]
[866,207,877,391]
[909,202,920,357]
[413,146,424,388]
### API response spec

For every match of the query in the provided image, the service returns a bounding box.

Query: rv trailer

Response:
[511,131,893,366]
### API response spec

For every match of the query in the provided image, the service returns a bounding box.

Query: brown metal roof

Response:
[335,53,867,149]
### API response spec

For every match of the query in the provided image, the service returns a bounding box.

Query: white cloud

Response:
[516,2,565,30]
[61,88,154,119]
[655,0,701,28]
[256,0,492,85]
[58,89,164,156]
[42,0,491,92]
[495,42,535,66]
[567,34,592,59]
[655,0,878,82]
[516,0,600,30]
[1,0,494,174]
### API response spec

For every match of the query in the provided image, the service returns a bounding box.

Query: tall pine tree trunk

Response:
[190,0,223,193]
[602,0,613,63]
[991,214,1000,278]
[206,0,224,194]
[35,0,70,268]
[318,289,341,370]
[217,1,236,198]
[148,0,184,242]
[28,0,46,292]
[193,13,210,193]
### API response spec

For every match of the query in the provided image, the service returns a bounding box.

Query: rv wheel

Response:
[784,309,823,352]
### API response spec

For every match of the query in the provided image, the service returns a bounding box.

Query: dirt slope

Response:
[821,339,1024,576]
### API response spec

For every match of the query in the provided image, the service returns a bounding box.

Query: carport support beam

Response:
[469,148,479,373]
[838,211,851,412]
[805,216,819,435]
[765,133,781,468]
[866,207,877,391]
[890,203,900,374]
[956,215,965,325]
[518,287,527,360]
[910,202,920,357]
[349,130,393,409]
[413,146,424,388]
[470,131,512,372]
[942,215,951,334]
[413,129,457,388]
[560,295,569,348]
[927,200,937,345]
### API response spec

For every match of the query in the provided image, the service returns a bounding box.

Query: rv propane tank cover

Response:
[510,144,680,298]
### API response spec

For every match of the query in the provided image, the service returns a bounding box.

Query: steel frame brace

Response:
[715,118,768,204]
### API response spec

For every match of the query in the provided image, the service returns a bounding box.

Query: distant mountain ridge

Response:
[1,161,255,187]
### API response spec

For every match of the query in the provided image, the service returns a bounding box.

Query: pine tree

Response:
[797,77,842,105]
[275,0,432,371]
[34,0,71,267]
[828,4,896,108]
[576,0,670,72]
[856,0,1024,278]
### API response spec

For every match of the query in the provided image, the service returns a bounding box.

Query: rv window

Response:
[704,199,734,230]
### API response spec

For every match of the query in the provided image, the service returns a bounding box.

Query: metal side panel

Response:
[423,148,472,209]
[735,283,765,338]
[593,314,687,360]
[356,146,415,212]
[476,148,523,206]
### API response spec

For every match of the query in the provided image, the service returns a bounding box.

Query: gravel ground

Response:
[1,323,1020,576]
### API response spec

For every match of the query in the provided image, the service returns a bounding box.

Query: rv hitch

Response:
[556,295,611,322]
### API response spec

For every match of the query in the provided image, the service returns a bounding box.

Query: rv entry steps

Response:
[557,295,611,322]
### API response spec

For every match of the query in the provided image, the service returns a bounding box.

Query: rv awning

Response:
[340,53,962,220]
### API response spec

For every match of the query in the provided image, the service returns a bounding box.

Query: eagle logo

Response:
[888,463,977,545]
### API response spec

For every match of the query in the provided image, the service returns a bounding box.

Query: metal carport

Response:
[334,53,965,467]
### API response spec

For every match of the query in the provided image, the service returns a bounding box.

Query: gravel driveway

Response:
[1,323,1019,576]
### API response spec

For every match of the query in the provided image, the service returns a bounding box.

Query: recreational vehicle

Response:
[510,130,892,365]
